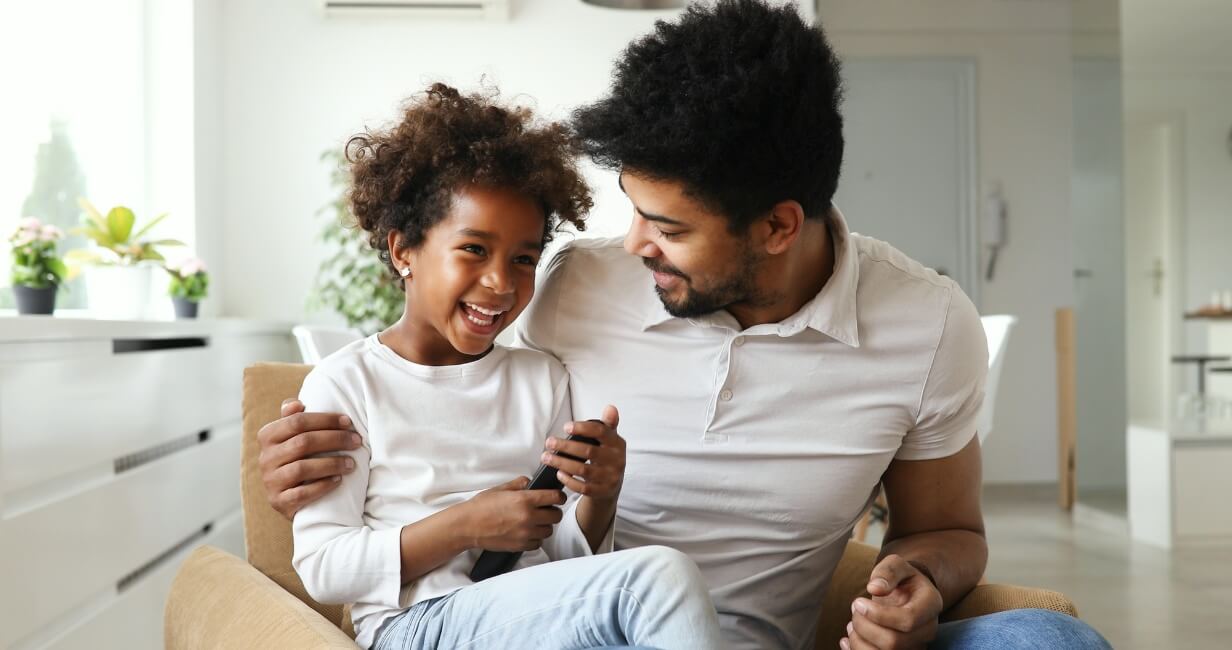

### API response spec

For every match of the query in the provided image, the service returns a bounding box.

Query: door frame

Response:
[1124,112,1187,417]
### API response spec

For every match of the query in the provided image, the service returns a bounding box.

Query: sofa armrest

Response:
[941,583,1077,622]
[165,545,359,649]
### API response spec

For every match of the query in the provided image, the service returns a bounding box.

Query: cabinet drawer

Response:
[0,428,240,648]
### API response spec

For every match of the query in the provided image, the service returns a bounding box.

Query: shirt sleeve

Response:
[538,366,616,560]
[291,369,404,608]
[896,284,988,461]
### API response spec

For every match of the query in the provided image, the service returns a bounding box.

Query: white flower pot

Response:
[84,264,156,320]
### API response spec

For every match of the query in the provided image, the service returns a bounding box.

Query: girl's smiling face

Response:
[389,185,546,366]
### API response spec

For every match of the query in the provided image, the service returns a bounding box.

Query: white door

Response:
[1124,117,1183,421]
[833,58,978,301]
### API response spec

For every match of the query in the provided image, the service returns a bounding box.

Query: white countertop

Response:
[0,313,294,343]
[1130,418,1232,443]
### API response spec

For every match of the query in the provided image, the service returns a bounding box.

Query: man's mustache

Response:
[642,258,688,280]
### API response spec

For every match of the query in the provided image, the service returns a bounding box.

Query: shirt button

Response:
[733,336,745,347]
[719,389,733,401]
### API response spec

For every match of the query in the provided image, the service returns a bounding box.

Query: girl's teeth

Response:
[466,313,493,326]
[466,303,503,316]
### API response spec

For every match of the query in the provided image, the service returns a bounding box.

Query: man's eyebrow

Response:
[636,208,686,227]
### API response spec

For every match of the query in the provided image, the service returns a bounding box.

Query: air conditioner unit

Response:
[321,0,510,21]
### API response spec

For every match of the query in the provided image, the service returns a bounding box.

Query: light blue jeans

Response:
[933,608,1112,649]
[590,608,1112,650]
[372,546,721,650]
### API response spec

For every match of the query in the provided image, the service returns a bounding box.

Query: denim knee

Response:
[628,545,697,572]
[933,608,1111,650]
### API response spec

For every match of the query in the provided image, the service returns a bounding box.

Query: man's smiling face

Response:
[619,170,769,319]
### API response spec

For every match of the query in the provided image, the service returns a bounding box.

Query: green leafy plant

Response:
[166,257,209,302]
[308,150,404,334]
[9,217,68,289]
[65,199,184,267]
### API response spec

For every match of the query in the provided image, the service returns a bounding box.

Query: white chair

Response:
[977,314,1017,444]
[291,325,363,364]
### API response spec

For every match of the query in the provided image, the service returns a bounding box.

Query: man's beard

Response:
[645,248,766,319]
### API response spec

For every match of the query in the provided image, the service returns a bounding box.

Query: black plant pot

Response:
[172,297,200,319]
[14,285,57,315]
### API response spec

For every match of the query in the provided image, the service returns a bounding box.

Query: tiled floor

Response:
[991,486,1232,649]
[863,484,1232,649]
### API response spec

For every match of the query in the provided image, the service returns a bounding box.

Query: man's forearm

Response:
[879,529,987,609]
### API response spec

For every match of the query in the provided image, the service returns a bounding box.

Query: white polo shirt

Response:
[514,209,987,650]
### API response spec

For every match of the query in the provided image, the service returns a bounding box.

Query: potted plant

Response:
[8,217,67,315]
[165,257,208,319]
[65,199,183,319]
[308,150,403,333]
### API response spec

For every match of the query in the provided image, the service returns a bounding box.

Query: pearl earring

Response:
[400,267,411,278]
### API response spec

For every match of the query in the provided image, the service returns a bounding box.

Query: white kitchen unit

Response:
[0,317,296,650]
[1207,318,1232,400]
[1128,418,1232,549]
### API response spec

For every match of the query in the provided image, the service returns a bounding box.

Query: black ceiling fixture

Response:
[580,0,688,9]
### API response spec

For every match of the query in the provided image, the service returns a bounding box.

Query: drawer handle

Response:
[112,337,208,354]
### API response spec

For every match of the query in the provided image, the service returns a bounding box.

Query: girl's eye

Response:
[656,228,682,241]
[514,255,539,266]
[462,244,486,256]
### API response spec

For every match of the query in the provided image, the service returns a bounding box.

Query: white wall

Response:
[212,0,679,322]
[212,0,1105,484]
[820,0,1116,484]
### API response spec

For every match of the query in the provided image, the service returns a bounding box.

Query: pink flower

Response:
[12,232,35,247]
[179,257,207,276]
[18,216,42,231]
[169,256,207,277]
[39,224,64,241]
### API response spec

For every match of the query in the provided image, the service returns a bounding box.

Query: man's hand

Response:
[257,399,362,519]
[460,477,567,551]
[540,405,625,502]
[842,554,943,650]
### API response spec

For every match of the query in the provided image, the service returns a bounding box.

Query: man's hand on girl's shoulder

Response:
[258,398,363,519]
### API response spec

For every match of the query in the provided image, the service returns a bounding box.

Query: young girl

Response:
[291,84,721,650]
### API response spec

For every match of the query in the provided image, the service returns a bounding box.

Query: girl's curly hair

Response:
[346,83,592,283]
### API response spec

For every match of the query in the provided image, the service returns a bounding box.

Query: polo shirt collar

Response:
[639,207,861,348]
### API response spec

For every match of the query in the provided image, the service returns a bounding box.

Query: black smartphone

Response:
[468,431,600,582]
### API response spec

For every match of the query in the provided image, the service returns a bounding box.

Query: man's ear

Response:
[760,200,806,255]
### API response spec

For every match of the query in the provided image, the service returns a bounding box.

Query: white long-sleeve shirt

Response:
[291,336,611,649]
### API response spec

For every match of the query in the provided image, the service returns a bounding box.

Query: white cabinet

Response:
[1208,320,1232,402]
[0,317,295,649]
[1128,419,1232,548]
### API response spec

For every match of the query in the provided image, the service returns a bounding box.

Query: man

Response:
[259,2,1110,648]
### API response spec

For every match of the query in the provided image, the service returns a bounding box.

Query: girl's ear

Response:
[387,231,415,278]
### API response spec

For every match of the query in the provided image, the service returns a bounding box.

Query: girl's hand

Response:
[542,405,625,503]
[461,477,566,552]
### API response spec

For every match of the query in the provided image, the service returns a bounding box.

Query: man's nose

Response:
[623,215,661,258]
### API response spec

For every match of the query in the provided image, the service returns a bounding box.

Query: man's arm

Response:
[844,436,985,650]
[882,433,985,605]
[879,434,986,608]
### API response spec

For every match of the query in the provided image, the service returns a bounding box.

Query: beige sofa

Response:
[165,363,1079,649]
